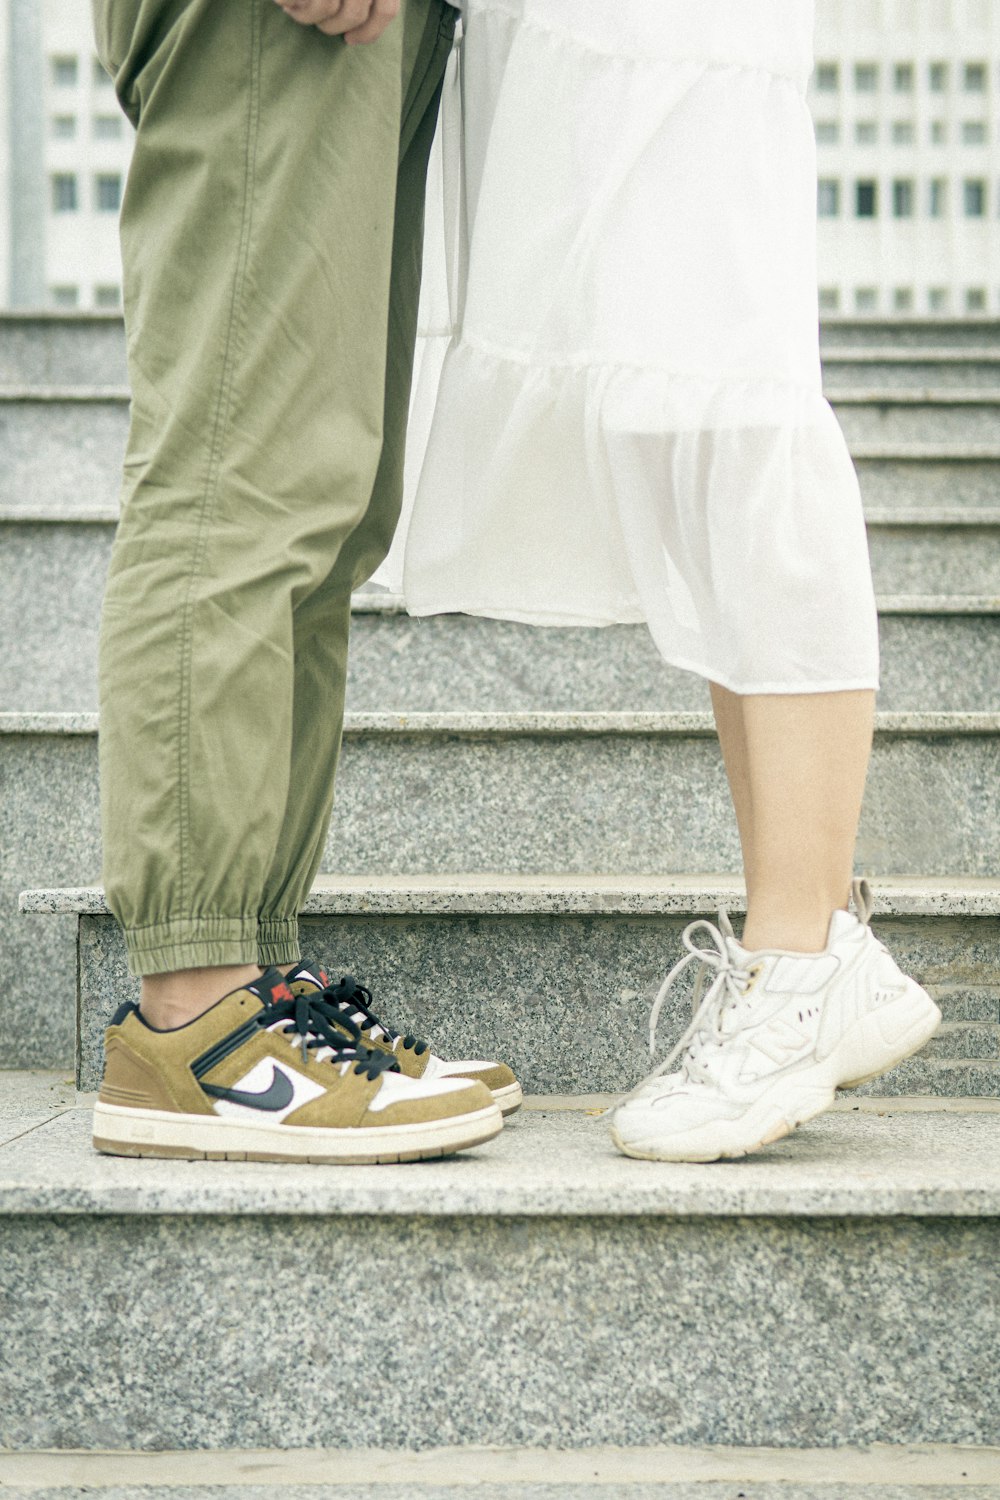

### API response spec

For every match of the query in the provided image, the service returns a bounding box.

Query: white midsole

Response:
[93,1100,502,1158]
[492,1081,524,1115]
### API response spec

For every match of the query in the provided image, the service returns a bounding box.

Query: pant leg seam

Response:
[175,0,264,916]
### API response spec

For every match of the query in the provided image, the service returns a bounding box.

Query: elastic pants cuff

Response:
[257,918,301,969]
[124,916,260,978]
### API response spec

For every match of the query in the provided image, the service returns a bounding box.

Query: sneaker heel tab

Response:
[109,999,139,1029]
[851,878,875,927]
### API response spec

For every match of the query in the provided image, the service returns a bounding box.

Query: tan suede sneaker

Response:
[93,968,503,1163]
[288,964,524,1117]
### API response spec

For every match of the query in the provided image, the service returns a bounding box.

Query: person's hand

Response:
[274,0,401,46]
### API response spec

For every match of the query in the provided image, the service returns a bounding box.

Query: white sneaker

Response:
[610,880,942,1163]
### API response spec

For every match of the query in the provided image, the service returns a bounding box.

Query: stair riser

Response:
[837,403,1000,443]
[0,319,127,386]
[3,525,999,712]
[73,909,1000,1094]
[5,723,999,1062]
[1,1210,996,1452]
[826,360,1000,389]
[4,401,1000,535]
[855,458,1000,510]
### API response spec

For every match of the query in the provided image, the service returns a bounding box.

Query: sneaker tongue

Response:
[247,968,297,1009]
[286,962,329,992]
[827,906,860,944]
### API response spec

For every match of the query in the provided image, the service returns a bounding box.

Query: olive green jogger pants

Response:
[93,0,456,976]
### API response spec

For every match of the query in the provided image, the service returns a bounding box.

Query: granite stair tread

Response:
[1,1073,998,1220]
[2,1441,999,1499]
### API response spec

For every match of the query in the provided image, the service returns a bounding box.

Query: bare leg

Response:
[140,965,263,1031]
[709,683,875,953]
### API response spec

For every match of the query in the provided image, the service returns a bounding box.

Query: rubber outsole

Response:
[92,1101,504,1164]
[493,1081,524,1117]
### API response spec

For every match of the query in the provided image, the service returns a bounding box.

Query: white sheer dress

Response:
[379,0,880,695]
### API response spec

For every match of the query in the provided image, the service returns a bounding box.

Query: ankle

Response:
[139,964,263,1031]
[741,909,842,955]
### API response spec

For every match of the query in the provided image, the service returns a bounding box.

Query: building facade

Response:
[3,0,1000,315]
[812,0,1000,316]
[2,0,131,311]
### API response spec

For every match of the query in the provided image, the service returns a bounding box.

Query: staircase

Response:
[1,312,998,1496]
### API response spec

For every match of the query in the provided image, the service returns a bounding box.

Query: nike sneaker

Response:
[610,880,942,1163]
[288,963,524,1117]
[93,968,503,1163]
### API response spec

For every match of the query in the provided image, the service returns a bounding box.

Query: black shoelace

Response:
[318,975,430,1058]
[262,991,401,1081]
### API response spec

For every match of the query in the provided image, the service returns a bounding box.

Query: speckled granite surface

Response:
[1,1177,998,1449]
[3,1093,1000,1220]
[7,519,998,716]
[63,892,1000,1094]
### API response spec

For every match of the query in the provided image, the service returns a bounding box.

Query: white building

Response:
[1,0,132,311]
[3,0,1000,316]
[812,0,1000,316]
[41,0,133,311]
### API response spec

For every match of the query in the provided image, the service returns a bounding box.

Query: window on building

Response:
[928,287,950,312]
[815,120,840,145]
[855,63,879,93]
[51,56,78,87]
[893,288,915,313]
[50,285,79,309]
[93,57,113,86]
[893,180,915,218]
[855,120,878,145]
[94,285,122,309]
[816,63,839,92]
[964,178,986,216]
[893,62,915,92]
[855,287,878,313]
[963,62,988,92]
[929,62,949,92]
[855,180,878,217]
[95,173,122,212]
[51,173,78,213]
[931,120,948,144]
[892,121,915,145]
[93,114,123,140]
[818,179,841,217]
[966,287,988,312]
[929,178,948,217]
[818,287,840,314]
[51,115,76,139]
[962,121,987,145]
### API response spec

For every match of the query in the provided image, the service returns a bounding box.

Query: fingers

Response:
[275,0,399,43]
[275,0,343,26]
[341,0,401,45]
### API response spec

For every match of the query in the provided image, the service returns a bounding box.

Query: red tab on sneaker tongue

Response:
[249,970,295,1007]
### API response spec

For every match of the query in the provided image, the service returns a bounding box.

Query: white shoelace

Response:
[629,915,756,1097]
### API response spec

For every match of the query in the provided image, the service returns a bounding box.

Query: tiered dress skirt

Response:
[379,0,880,694]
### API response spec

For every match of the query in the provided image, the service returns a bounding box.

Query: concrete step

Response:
[5,385,1000,547]
[0,1073,998,1456]
[2,1458,1000,1500]
[823,348,1000,389]
[0,313,127,386]
[833,388,1000,444]
[819,317,1000,350]
[1,309,995,377]
[5,707,999,1073]
[16,876,1000,1097]
[2,514,997,711]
